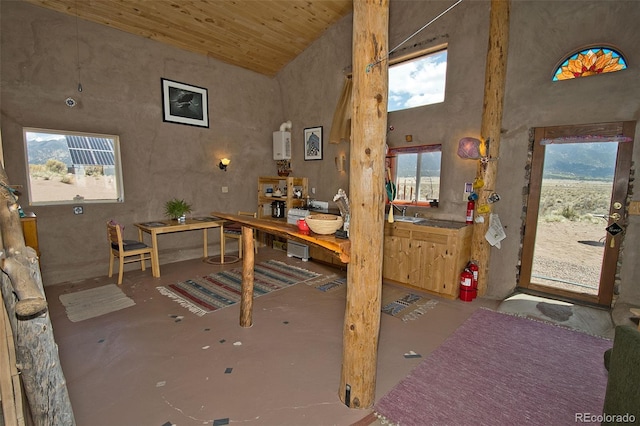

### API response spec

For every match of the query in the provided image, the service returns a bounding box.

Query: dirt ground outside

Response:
[28,175,118,203]
[532,218,607,296]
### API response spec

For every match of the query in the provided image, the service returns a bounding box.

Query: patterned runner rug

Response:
[157,260,321,316]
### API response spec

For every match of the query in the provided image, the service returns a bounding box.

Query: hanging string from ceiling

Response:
[75,0,83,92]
[366,0,463,73]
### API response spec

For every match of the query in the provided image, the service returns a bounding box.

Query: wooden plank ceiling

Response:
[24,0,353,77]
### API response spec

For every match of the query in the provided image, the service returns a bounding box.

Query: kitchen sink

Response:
[392,216,426,223]
[415,219,468,229]
[391,216,468,229]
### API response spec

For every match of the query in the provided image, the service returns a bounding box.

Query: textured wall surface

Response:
[1,1,281,284]
[2,0,639,308]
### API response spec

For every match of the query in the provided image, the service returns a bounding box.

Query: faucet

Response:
[392,204,407,216]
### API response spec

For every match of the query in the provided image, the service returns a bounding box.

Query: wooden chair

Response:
[223,211,258,258]
[107,220,156,285]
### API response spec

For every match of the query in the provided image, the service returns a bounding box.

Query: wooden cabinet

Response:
[20,212,40,257]
[257,176,308,221]
[383,221,472,299]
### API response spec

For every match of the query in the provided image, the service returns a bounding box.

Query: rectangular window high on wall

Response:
[388,48,447,112]
[387,144,442,206]
[23,128,124,205]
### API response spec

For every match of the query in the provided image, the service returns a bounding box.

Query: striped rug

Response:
[156,260,320,316]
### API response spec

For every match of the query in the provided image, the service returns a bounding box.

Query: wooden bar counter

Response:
[211,212,350,263]
[210,212,350,327]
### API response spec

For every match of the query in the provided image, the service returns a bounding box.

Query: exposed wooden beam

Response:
[471,0,510,295]
[339,0,389,410]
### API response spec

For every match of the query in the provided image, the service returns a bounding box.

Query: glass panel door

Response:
[519,121,634,306]
[530,142,617,295]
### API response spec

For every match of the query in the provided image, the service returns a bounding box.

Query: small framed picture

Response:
[161,78,209,128]
[304,126,323,161]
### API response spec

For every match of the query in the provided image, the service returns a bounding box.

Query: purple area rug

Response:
[374,308,612,425]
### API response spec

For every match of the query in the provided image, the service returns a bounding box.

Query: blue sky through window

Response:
[388,50,447,112]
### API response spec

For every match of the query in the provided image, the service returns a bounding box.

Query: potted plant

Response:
[164,198,192,222]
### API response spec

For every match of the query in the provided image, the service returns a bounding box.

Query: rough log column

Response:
[339,0,389,409]
[0,164,76,424]
[471,0,510,295]
[239,226,255,327]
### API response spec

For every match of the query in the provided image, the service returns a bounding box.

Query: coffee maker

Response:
[271,200,286,218]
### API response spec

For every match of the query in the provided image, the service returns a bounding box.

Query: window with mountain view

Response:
[388,49,447,112]
[23,128,124,205]
[387,144,441,206]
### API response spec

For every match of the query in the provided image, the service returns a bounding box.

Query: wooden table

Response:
[134,217,226,277]
[210,212,350,327]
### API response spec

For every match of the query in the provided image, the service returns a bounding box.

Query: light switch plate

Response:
[463,182,473,201]
[628,200,640,216]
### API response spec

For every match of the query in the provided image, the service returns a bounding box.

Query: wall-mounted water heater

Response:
[273,121,292,160]
[273,131,291,160]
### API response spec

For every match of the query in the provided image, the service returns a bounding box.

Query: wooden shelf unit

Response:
[257,176,308,221]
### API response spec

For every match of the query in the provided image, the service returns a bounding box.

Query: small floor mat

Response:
[308,276,438,322]
[381,286,438,322]
[59,284,135,322]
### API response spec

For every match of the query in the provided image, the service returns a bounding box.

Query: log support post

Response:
[471,0,510,295]
[239,226,255,328]
[339,0,389,409]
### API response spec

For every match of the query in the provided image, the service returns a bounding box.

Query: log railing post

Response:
[0,164,75,425]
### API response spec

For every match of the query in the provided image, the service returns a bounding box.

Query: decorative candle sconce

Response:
[335,154,346,172]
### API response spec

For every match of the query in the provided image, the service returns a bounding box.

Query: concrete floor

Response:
[43,246,620,426]
[44,248,500,426]
[497,293,616,338]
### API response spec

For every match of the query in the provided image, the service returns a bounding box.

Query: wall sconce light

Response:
[335,154,346,172]
[219,158,230,171]
[457,137,484,159]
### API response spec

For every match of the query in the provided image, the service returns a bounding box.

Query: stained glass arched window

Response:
[553,47,627,81]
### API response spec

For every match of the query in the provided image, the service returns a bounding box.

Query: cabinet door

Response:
[409,230,449,293]
[383,226,411,284]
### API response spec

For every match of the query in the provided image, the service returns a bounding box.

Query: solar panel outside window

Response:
[23,128,124,205]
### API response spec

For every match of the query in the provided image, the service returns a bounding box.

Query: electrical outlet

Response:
[312,187,316,194]
[221,186,229,193]
[73,206,84,215]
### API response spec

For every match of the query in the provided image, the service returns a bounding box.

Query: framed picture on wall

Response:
[161,78,209,128]
[304,126,323,160]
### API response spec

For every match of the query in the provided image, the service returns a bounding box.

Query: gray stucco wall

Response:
[1,1,282,284]
[277,0,640,305]
[2,0,639,309]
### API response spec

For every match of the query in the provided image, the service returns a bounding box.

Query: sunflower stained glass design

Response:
[553,47,627,81]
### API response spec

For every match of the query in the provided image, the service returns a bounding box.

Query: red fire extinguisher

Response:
[459,269,474,302]
[467,261,479,290]
[466,200,475,224]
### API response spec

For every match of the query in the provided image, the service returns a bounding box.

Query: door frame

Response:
[519,121,635,307]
